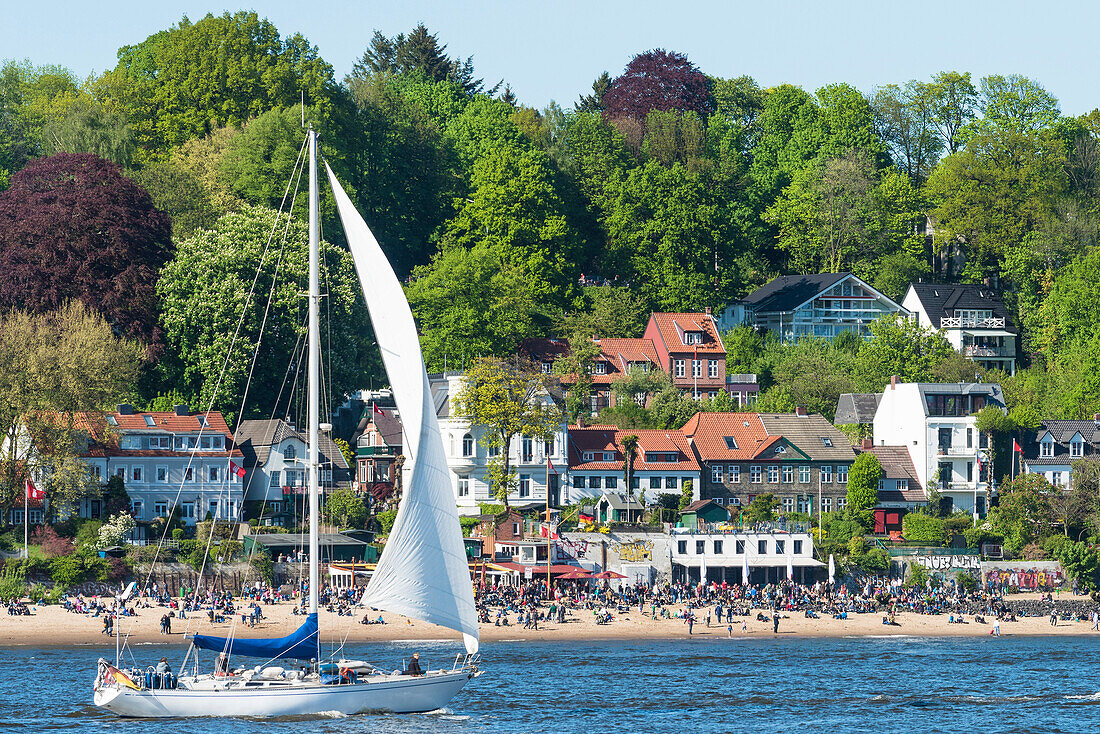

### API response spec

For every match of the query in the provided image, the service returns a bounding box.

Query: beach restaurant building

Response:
[670,524,822,585]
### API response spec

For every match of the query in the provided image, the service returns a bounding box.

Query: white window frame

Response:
[209,465,220,482]
[458,475,470,497]
[750,465,762,483]
[782,465,793,483]
[708,360,720,379]
[1040,439,1053,458]
[132,466,143,482]
[153,500,169,516]
[799,465,811,484]
[729,465,740,483]
[462,433,474,457]
[836,465,848,484]
[1071,440,1083,458]
[767,465,779,483]
[674,359,685,378]
[782,497,794,513]
[712,465,724,483]
[820,465,832,484]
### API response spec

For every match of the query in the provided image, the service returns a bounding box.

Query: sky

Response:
[7,0,1100,115]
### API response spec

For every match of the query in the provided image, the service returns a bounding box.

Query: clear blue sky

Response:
[8,1,1100,115]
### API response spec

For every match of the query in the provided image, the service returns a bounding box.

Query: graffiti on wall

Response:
[615,540,654,563]
[912,555,982,570]
[556,537,590,558]
[985,568,1065,590]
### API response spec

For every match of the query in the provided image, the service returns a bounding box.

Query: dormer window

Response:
[603,451,615,461]
[285,444,297,460]
[582,451,594,462]
[724,436,738,450]
[106,416,118,427]
[684,332,703,345]
[1040,437,1053,458]
[197,415,208,428]
[593,362,607,375]
[1071,437,1084,457]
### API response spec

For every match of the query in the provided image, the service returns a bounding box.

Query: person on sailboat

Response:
[405,653,423,676]
[156,657,171,675]
[214,653,230,676]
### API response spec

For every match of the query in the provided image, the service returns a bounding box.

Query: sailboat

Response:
[93,130,481,717]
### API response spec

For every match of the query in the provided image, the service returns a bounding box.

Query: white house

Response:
[566,426,702,506]
[670,526,821,584]
[903,283,1017,374]
[424,373,569,514]
[873,380,1005,518]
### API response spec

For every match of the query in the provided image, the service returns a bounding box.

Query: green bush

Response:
[963,527,1003,549]
[376,510,398,535]
[459,517,479,537]
[0,566,27,602]
[73,520,104,549]
[902,513,947,546]
[956,572,977,593]
[824,512,863,543]
[49,554,89,586]
[907,562,931,588]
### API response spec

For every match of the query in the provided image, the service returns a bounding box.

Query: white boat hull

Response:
[94,670,476,718]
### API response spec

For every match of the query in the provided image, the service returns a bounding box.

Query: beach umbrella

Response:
[828,554,835,585]
[742,552,750,586]
[700,549,708,586]
[786,548,794,581]
[592,570,627,579]
[558,570,593,580]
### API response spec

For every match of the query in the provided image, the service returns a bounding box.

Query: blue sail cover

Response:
[191,613,318,661]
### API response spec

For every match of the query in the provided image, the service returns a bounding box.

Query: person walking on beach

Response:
[772,613,780,634]
[727,623,733,638]
[990,619,1000,636]
[1050,608,1058,627]
[687,613,694,635]
[1092,610,1099,631]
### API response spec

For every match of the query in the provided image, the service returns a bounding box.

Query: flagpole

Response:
[24,482,29,560]
[546,453,551,603]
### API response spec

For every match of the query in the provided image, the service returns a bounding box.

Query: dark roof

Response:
[835,393,881,425]
[757,414,857,462]
[741,273,849,313]
[681,499,727,516]
[906,283,1017,334]
[354,408,403,447]
[1019,420,1100,463]
[234,419,349,470]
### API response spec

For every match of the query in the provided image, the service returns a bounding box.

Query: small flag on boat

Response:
[105,664,141,690]
[25,479,44,500]
[230,462,247,479]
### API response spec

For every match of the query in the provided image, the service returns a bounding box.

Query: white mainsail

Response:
[325,164,479,653]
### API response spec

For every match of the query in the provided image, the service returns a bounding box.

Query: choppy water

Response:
[4,636,1100,733]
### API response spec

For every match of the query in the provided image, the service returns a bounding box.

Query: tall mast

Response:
[307,128,320,616]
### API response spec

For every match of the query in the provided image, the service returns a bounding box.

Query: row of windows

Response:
[677,538,805,556]
[120,434,227,451]
[460,434,555,461]
[1039,439,1087,458]
[572,475,685,490]
[91,464,238,484]
[710,495,848,512]
[711,464,849,485]
[457,474,537,498]
[133,499,238,520]
[673,359,722,379]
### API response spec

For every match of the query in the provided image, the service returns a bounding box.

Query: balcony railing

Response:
[940,316,1005,329]
[962,345,1013,358]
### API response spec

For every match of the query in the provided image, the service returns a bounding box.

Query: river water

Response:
[4,636,1099,733]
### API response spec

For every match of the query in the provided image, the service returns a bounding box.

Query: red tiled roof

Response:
[520,338,570,363]
[649,313,725,355]
[568,426,700,471]
[47,410,241,458]
[597,338,660,370]
[681,412,773,461]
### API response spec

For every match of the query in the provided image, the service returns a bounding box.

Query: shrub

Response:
[97,513,136,548]
[49,554,89,586]
[963,526,1003,549]
[31,526,74,557]
[73,520,104,549]
[0,566,27,602]
[460,517,479,537]
[907,562,931,588]
[956,572,977,593]
[377,510,398,535]
[902,513,947,546]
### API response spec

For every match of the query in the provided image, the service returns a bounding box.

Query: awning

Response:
[962,329,1014,337]
[673,558,824,568]
[488,562,589,575]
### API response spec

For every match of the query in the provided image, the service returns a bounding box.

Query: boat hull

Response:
[93,670,475,718]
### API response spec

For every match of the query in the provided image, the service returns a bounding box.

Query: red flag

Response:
[25,479,44,500]
[373,404,385,417]
[540,522,559,540]
[230,462,247,479]
[547,457,557,475]
[1012,439,1023,453]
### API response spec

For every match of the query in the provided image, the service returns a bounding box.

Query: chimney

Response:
[861,438,873,450]
[795,406,808,417]
[173,404,190,416]
[704,306,712,315]
[116,404,133,415]
[890,375,898,389]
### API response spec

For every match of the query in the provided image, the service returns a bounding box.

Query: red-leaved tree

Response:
[602,49,714,121]
[0,153,172,352]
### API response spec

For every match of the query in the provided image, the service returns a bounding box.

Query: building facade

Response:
[734,273,906,341]
[669,526,821,584]
[426,373,569,514]
[643,312,728,399]
[682,411,857,514]
[1019,419,1100,488]
[903,283,1018,374]
[352,407,402,505]
[873,380,1004,518]
[566,426,702,506]
[72,405,244,525]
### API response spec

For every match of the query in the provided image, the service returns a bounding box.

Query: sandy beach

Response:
[2,593,1096,648]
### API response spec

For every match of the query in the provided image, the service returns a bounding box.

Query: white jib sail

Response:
[326,164,479,654]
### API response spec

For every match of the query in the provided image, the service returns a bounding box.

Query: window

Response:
[143,415,156,427]
[678,540,687,554]
[634,392,647,406]
[736,540,746,554]
[724,436,738,450]
[692,360,701,378]
[1071,439,1084,458]
[750,465,762,483]
[542,361,553,374]
[603,452,615,461]
[674,359,685,378]
[209,500,219,518]
[799,466,810,484]
[898,479,908,490]
[822,497,833,513]
[200,435,211,449]
[767,465,779,483]
[592,361,607,375]
[212,436,224,450]
[967,428,973,449]
[695,540,705,554]
[583,451,595,462]
[462,433,474,457]
[185,467,194,482]
[712,465,724,483]
[665,476,678,489]
[156,466,168,483]
[782,496,794,513]
[836,465,848,484]
[589,476,602,489]
[522,436,534,463]
[1052,471,1063,486]
[606,476,617,489]
[837,497,848,510]
[90,465,102,480]
[776,539,785,554]
[685,331,703,345]
[154,501,168,516]
[209,466,220,482]
[967,461,973,482]
[285,444,297,460]
[115,466,126,479]
[708,360,720,379]
[182,503,194,519]
[519,475,531,497]
[650,477,661,489]
[782,466,793,484]
[197,415,208,428]
[821,437,833,448]
[131,500,143,518]
[820,466,832,484]
[794,540,803,554]
[132,466,143,482]
[715,497,724,505]
[149,435,170,450]
[488,443,501,458]
[713,540,723,554]
[729,465,741,483]
[758,539,767,554]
